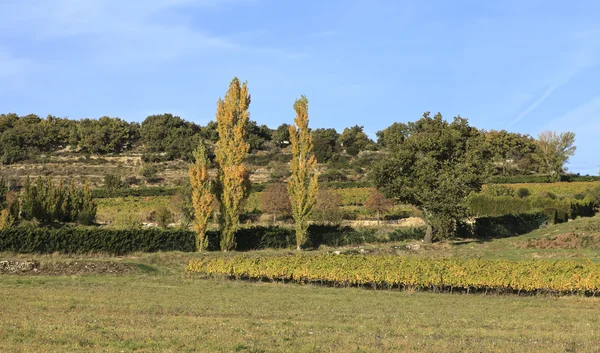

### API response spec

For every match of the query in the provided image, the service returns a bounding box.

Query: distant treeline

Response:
[0,112,581,178]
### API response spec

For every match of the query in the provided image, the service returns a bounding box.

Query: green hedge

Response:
[92,187,181,198]
[0,227,195,254]
[187,255,600,294]
[467,194,597,221]
[466,212,549,239]
[205,225,424,251]
[488,175,600,184]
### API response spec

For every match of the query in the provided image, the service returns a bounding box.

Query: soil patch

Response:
[0,260,136,276]
[524,232,600,249]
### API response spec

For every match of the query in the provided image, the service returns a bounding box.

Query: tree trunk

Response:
[377,210,380,225]
[273,213,276,224]
[424,223,433,243]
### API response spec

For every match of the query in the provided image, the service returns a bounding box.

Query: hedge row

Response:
[91,187,181,198]
[205,225,424,251]
[488,175,600,184]
[0,225,424,254]
[0,227,195,254]
[464,212,549,239]
[186,255,600,294]
[467,194,597,220]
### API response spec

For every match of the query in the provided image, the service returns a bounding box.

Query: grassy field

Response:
[1,261,600,352]
[2,217,600,352]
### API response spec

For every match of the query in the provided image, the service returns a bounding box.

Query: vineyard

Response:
[187,254,600,294]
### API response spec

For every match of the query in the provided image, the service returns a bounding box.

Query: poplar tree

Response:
[214,78,251,251]
[189,143,214,251]
[288,95,318,250]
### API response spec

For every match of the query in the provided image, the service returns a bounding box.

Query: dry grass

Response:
[1,265,599,352]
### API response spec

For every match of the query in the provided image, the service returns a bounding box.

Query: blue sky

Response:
[0,0,599,175]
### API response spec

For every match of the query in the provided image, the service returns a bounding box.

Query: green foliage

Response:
[72,117,140,154]
[376,122,409,149]
[150,206,174,228]
[140,113,201,161]
[339,125,374,153]
[483,185,515,197]
[484,129,538,175]
[516,188,531,198]
[373,112,492,241]
[20,177,96,224]
[312,128,340,163]
[140,164,159,181]
[0,226,195,254]
[187,255,600,294]
[488,174,600,183]
[534,131,576,182]
[467,193,596,220]
[273,123,291,146]
[103,173,123,191]
[464,212,549,238]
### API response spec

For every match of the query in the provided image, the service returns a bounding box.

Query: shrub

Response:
[149,207,174,228]
[140,164,159,180]
[516,188,531,198]
[388,228,425,242]
[0,227,195,254]
[187,255,600,294]
[104,173,123,191]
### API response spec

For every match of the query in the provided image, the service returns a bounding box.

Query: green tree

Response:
[273,123,291,146]
[214,78,251,251]
[140,113,201,161]
[312,128,340,162]
[376,122,409,149]
[484,130,538,175]
[534,130,576,182]
[339,125,373,154]
[288,95,319,250]
[373,112,491,242]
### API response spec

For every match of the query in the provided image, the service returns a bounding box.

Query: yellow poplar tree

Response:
[288,95,318,250]
[214,78,251,251]
[189,143,214,251]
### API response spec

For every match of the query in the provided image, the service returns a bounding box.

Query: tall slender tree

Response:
[214,78,251,251]
[288,95,318,250]
[189,143,214,251]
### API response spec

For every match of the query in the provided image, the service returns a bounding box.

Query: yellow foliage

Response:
[189,143,214,251]
[187,255,600,294]
[288,95,318,249]
[0,209,14,230]
[214,78,251,251]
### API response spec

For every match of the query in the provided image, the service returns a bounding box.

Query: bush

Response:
[388,228,425,242]
[104,173,123,191]
[0,226,195,254]
[187,255,600,294]
[516,188,531,198]
[149,207,174,228]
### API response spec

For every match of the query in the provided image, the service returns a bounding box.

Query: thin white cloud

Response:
[509,31,600,127]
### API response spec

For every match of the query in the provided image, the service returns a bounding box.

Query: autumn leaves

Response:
[189,79,318,251]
